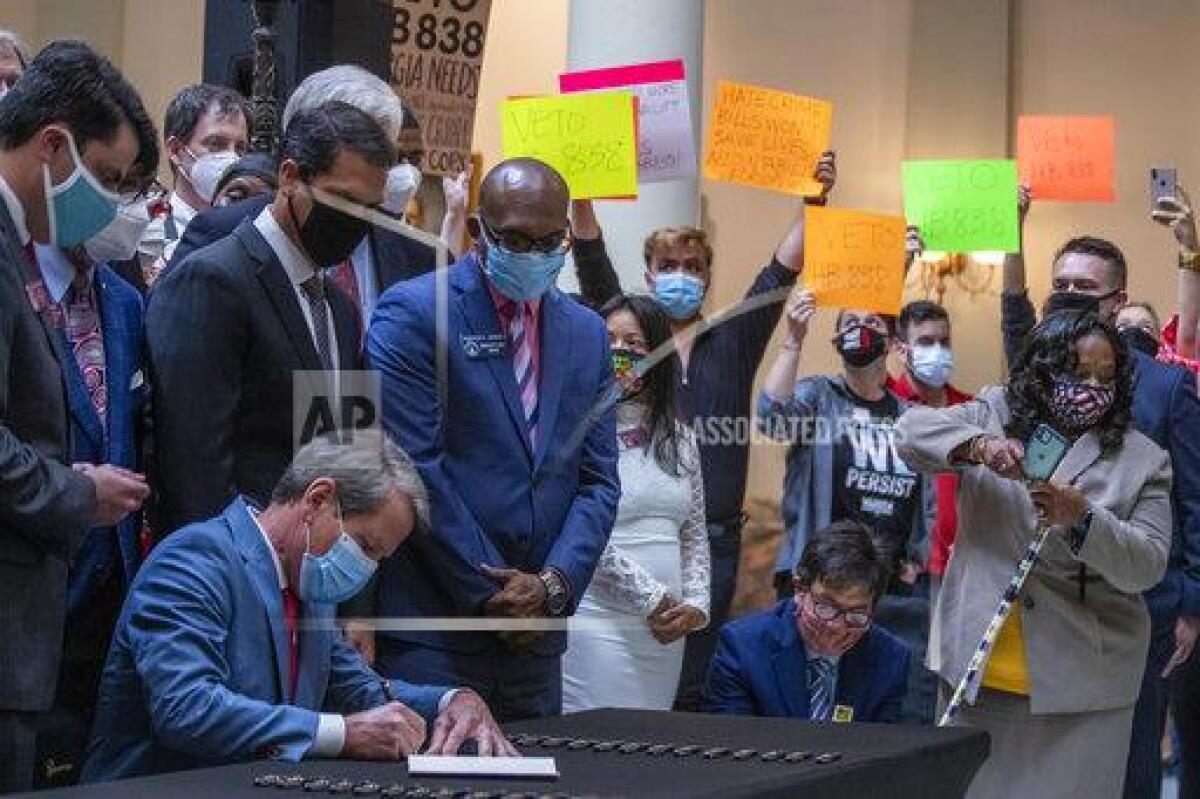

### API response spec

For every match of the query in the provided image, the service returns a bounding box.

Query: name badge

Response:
[832,705,854,723]
[461,334,508,359]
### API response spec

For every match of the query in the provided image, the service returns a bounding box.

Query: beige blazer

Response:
[897,387,1172,714]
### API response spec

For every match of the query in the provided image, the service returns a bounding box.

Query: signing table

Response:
[24,709,988,798]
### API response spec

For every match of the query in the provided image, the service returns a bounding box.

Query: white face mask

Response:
[183,147,240,205]
[382,162,422,216]
[85,200,153,263]
[909,344,955,389]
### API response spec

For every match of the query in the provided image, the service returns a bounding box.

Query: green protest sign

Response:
[901,160,1020,252]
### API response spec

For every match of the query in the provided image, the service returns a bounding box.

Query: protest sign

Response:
[559,58,696,183]
[501,91,638,199]
[1017,115,1115,202]
[702,80,832,196]
[901,159,1020,252]
[389,0,492,177]
[804,206,907,315]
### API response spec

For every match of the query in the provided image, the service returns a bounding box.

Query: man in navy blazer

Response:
[704,520,909,723]
[365,158,620,721]
[82,433,512,783]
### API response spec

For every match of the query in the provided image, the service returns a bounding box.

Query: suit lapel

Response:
[60,329,104,450]
[837,634,872,716]
[96,271,135,466]
[770,600,811,718]
[1051,429,1102,487]
[368,228,408,292]
[533,291,570,470]
[227,497,293,702]
[241,224,325,373]
[328,287,361,368]
[453,258,533,461]
[293,600,331,710]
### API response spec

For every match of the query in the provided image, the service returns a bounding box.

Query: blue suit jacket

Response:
[61,263,145,616]
[365,254,620,655]
[702,599,909,724]
[1130,351,1200,625]
[81,498,450,783]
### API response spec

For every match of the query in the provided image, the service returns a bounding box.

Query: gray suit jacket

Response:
[898,387,1172,714]
[0,197,96,713]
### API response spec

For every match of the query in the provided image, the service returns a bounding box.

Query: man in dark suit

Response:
[1001,231,1200,798]
[167,65,437,310]
[147,101,394,535]
[365,158,620,721]
[703,520,909,723]
[0,41,153,793]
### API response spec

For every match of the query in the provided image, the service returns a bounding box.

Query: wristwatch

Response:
[539,569,570,617]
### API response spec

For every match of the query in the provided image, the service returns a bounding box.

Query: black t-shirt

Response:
[830,384,920,573]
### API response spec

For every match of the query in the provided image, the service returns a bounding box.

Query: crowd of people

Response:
[3,30,1200,799]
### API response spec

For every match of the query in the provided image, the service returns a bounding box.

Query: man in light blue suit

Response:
[82,433,512,783]
[703,520,909,723]
[365,158,620,721]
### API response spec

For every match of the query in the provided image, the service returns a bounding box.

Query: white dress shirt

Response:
[35,244,94,304]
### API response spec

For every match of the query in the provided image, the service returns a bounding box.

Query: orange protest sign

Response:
[803,206,907,315]
[703,80,832,196]
[1016,116,1115,202]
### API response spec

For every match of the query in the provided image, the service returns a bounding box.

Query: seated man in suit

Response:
[82,432,513,782]
[365,157,620,721]
[168,65,438,317]
[703,520,909,723]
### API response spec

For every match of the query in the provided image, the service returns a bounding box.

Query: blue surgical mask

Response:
[482,234,565,302]
[653,272,706,321]
[909,344,955,388]
[297,505,377,604]
[43,126,122,247]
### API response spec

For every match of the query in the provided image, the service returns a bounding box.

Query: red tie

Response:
[281,587,299,702]
[329,261,361,314]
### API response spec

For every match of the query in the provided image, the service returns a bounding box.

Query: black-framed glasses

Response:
[807,596,871,629]
[479,215,571,255]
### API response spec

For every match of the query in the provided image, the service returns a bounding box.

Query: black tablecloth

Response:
[21,709,988,798]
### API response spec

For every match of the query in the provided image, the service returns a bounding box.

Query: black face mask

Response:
[1119,326,1160,357]
[288,189,370,267]
[833,324,887,368]
[1043,289,1120,318]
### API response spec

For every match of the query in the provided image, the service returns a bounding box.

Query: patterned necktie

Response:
[65,274,107,431]
[300,275,334,372]
[807,657,836,721]
[327,260,361,320]
[507,303,539,447]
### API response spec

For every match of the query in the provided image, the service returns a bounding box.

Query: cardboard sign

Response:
[501,91,638,200]
[1017,115,1115,202]
[703,80,832,196]
[389,0,492,177]
[804,206,907,315]
[559,59,696,183]
[901,160,1020,252]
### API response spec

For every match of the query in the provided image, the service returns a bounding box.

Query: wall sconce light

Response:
[906,251,1002,305]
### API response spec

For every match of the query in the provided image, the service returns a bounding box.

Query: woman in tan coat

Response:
[898,311,1172,799]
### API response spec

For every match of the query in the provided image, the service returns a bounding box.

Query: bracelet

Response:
[1180,250,1200,273]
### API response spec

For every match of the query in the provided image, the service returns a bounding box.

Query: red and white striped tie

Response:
[509,305,538,447]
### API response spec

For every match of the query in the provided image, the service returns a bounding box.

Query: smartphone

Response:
[1151,167,1178,213]
[1022,423,1070,481]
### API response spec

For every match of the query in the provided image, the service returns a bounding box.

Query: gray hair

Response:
[282,65,404,144]
[0,30,29,67]
[272,430,429,527]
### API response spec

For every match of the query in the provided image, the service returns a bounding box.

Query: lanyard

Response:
[938,516,1052,726]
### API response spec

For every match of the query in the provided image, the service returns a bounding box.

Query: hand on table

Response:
[343,701,426,760]
[426,689,519,757]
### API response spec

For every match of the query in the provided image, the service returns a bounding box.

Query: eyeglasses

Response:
[807,595,871,629]
[479,215,571,255]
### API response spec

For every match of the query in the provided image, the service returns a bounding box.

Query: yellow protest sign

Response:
[501,91,638,199]
[703,80,832,196]
[803,206,907,315]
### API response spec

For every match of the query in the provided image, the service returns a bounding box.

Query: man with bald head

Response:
[366,157,620,720]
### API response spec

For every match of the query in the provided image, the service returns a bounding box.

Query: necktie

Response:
[507,303,539,447]
[807,657,836,721]
[281,587,299,702]
[328,260,361,320]
[300,274,334,372]
[65,274,108,431]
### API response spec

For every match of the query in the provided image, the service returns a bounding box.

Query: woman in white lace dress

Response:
[562,295,710,712]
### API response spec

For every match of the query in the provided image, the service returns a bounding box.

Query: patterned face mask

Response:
[611,347,647,399]
[1046,377,1115,431]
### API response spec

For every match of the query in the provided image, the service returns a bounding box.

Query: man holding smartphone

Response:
[1001,190,1200,799]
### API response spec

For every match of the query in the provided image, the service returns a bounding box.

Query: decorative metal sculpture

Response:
[248,0,281,155]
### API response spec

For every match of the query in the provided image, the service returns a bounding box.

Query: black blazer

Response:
[0,200,95,713]
[146,220,363,535]
[168,193,437,290]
